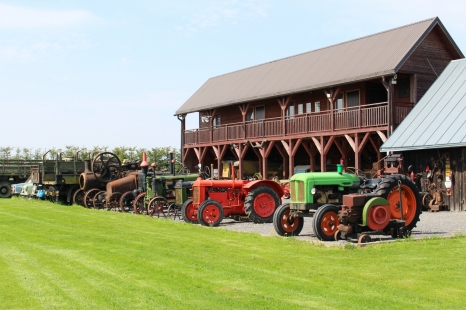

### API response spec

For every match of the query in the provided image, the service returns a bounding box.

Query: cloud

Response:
[175,0,270,34]
[0,4,101,29]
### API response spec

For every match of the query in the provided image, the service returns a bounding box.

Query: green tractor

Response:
[273,159,422,243]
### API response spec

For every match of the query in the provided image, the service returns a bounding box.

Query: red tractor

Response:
[181,165,284,226]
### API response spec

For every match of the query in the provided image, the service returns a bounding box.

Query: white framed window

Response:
[306,102,312,113]
[286,101,295,118]
[298,103,304,114]
[314,101,320,112]
[334,94,344,111]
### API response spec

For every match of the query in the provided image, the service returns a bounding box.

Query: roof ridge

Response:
[209,17,437,80]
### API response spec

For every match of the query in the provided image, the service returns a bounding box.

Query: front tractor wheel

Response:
[374,174,422,231]
[313,204,341,241]
[198,200,224,227]
[181,198,198,224]
[244,186,280,223]
[273,203,304,236]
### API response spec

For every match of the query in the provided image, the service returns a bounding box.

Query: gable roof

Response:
[380,58,466,152]
[176,17,462,115]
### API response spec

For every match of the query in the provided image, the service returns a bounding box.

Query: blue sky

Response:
[1,0,465,151]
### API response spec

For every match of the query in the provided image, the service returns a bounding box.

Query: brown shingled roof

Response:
[176,17,462,115]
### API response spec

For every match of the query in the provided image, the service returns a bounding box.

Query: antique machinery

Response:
[75,152,140,208]
[273,162,422,243]
[181,164,284,226]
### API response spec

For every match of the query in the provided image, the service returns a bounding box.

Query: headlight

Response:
[311,188,317,195]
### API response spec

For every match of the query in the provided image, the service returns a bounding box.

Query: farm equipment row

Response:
[8,150,424,243]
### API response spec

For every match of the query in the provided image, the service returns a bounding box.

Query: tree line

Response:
[0,146,183,173]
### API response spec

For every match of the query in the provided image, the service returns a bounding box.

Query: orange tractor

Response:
[181,165,284,226]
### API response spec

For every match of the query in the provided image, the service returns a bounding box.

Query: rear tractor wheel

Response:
[374,174,422,231]
[244,186,280,223]
[273,203,303,236]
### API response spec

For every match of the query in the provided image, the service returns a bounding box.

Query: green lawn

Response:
[1,197,465,309]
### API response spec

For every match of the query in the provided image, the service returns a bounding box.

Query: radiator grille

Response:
[193,187,199,204]
[297,181,305,201]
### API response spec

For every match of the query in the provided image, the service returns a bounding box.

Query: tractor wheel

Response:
[93,191,107,209]
[0,182,12,198]
[244,186,280,223]
[373,174,422,231]
[198,200,224,227]
[148,196,169,217]
[313,204,341,241]
[72,189,85,206]
[273,203,304,236]
[133,192,147,215]
[181,198,198,224]
[119,191,134,213]
[83,188,100,208]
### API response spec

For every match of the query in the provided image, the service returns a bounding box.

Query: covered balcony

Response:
[184,102,412,145]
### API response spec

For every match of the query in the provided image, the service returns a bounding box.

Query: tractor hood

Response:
[291,172,361,189]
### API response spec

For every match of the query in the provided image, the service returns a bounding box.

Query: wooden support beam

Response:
[302,141,317,172]
[323,136,335,155]
[377,131,387,142]
[344,134,355,153]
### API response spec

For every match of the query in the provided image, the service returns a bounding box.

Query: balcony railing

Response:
[184,102,406,145]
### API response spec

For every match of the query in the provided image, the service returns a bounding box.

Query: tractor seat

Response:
[360,178,382,190]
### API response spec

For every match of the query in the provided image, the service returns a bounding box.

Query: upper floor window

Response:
[286,101,295,118]
[334,94,344,111]
[397,78,410,98]
[246,106,265,121]
[346,90,359,108]
[213,114,221,127]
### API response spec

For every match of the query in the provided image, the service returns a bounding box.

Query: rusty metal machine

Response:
[181,164,284,226]
[73,152,140,208]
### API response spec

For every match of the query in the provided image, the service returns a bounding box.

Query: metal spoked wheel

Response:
[93,190,107,209]
[148,196,169,217]
[72,189,85,206]
[119,191,134,212]
[83,188,100,208]
[133,192,147,215]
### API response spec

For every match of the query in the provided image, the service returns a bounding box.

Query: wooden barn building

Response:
[381,58,466,211]
[175,17,463,181]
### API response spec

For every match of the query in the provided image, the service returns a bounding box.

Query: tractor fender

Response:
[243,180,284,197]
[362,197,390,227]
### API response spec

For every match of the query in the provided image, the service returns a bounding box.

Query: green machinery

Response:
[273,163,422,243]
[0,159,41,198]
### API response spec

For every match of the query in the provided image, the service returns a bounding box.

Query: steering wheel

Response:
[345,167,367,178]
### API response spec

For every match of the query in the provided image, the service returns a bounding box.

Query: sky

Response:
[1,0,465,151]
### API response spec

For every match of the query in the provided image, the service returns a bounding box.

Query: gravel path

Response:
[214,211,466,245]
